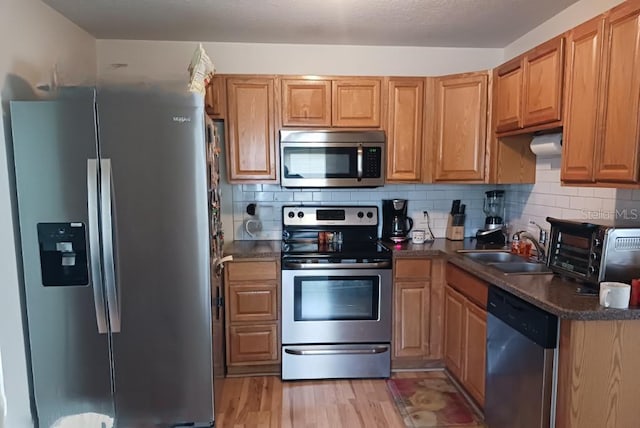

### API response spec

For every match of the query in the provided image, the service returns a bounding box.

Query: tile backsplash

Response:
[506,157,640,238]
[227,183,501,241]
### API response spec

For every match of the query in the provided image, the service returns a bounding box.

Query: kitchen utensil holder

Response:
[446,214,465,241]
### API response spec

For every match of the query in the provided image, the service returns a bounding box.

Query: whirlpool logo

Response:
[172,116,192,123]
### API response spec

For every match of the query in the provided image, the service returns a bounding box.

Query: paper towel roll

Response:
[530,132,562,157]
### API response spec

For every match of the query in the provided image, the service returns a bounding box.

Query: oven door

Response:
[280,142,384,188]
[281,268,392,344]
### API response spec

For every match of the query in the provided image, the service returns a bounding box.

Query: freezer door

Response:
[10,96,115,427]
[96,87,214,427]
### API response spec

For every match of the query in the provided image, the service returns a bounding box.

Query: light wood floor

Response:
[215,371,482,428]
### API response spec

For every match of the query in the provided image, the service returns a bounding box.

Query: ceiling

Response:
[43,0,580,48]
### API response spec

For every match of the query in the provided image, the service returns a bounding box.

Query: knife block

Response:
[446,214,465,241]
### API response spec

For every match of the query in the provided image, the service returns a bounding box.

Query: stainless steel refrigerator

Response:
[10,85,225,428]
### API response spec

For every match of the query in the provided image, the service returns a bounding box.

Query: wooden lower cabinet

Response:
[392,257,445,369]
[394,282,429,358]
[228,324,278,364]
[444,263,488,407]
[462,300,486,407]
[443,286,465,379]
[225,258,280,375]
[556,319,640,427]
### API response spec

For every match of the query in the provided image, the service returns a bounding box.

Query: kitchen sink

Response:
[486,262,553,275]
[457,250,554,275]
[460,251,525,264]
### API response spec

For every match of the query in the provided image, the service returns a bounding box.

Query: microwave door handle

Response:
[357,144,363,181]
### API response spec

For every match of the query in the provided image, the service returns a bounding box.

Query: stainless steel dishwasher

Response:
[485,286,559,428]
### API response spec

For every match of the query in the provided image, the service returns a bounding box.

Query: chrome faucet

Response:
[514,230,547,262]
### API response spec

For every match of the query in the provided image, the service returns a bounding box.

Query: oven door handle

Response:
[283,261,391,269]
[285,346,389,356]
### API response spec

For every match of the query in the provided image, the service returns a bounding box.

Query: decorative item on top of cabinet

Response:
[444,263,487,407]
[332,78,382,127]
[432,72,488,182]
[562,0,640,186]
[224,258,280,375]
[494,35,564,136]
[392,257,445,369]
[385,77,425,182]
[205,75,226,119]
[225,76,278,183]
[281,78,331,127]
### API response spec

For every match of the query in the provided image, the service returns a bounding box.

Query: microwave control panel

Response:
[363,147,382,178]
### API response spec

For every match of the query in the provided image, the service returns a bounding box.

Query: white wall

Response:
[504,0,625,58]
[97,40,503,82]
[0,0,96,427]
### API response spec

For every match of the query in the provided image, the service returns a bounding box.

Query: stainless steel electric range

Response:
[280,205,392,380]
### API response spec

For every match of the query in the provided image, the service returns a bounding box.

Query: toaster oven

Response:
[546,217,640,287]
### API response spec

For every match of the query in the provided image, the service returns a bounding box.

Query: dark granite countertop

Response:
[384,238,640,321]
[223,240,281,259]
[225,238,640,320]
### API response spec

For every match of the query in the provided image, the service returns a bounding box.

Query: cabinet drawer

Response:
[395,258,432,280]
[229,285,277,322]
[446,263,488,309]
[228,324,278,365]
[227,260,278,281]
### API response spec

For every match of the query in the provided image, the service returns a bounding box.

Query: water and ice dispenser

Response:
[37,223,88,286]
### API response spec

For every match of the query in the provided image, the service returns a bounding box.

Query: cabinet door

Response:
[205,75,226,119]
[393,281,429,358]
[332,78,381,127]
[494,58,524,132]
[226,77,277,182]
[463,301,487,407]
[562,17,605,183]
[433,73,488,182]
[281,79,331,127]
[596,3,640,183]
[228,324,278,365]
[522,37,565,127]
[444,285,465,380]
[386,78,425,182]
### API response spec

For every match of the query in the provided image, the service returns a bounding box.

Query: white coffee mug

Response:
[599,282,631,309]
[411,229,426,244]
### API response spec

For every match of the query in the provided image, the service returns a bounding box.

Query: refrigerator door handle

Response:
[87,159,108,334]
[100,158,121,333]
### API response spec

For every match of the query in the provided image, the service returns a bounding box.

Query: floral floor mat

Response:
[386,372,486,428]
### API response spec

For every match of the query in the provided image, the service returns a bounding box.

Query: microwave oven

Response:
[546,217,640,287]
[279,130,385,188]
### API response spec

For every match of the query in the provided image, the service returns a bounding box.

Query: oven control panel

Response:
[283,205,378,227]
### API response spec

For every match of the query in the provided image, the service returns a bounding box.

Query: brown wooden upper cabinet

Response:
[385,78,425,182]
[563,1,640,185]
[225,76,278,182]
[433,72,488,182]
[205,75,226,119]
[494,36,564,134]
[281,77,382,128]
[332,78,382,127]
[561,16,605,183]
[281,78,332,127]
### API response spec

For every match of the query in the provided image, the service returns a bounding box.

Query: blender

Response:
[476,190,506,244]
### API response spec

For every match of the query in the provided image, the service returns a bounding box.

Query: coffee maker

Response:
[475,190,506,244]
[382,199,414,242]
